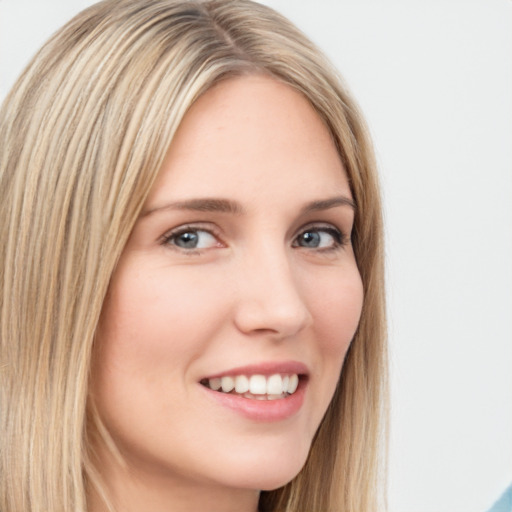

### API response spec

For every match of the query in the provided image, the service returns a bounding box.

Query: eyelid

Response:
[160,223,224,251]
[293,222,349,250]
[159,221,349,254]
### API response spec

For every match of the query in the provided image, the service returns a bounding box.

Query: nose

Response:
[232,248,313,339]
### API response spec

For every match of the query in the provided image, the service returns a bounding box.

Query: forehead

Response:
[146,74,350,207]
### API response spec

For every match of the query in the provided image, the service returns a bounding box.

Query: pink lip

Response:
[202,360,309,380]
[199,360,309,422]
[200,380,306,422]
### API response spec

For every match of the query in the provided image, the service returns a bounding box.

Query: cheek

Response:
[96,266,225,368]
[310,268,364,352]
[90,265,230,455]
[306,268,364,402]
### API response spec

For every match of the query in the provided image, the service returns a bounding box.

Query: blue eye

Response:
[164,228,219,250]
[294,227,345,250]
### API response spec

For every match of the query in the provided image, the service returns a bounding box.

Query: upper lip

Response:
[202,361,309,380]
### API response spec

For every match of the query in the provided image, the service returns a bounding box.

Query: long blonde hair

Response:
[0,1,387,510]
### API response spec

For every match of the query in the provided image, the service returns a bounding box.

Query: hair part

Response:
[0,1,387,511]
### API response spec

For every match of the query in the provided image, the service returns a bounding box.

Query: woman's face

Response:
[92,75,363,498]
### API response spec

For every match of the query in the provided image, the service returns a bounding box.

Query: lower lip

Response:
[201,380,306,422]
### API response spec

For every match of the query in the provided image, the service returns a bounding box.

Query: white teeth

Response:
[207,373,301,398]
[249,375,267,395]
[221,376,235,393]
[234,375,249,393]
[287,374,299,394]
[209,377,222,391]
[266,374,283,395]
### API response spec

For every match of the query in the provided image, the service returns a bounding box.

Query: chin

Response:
[215,440,311,492]
[257,470,303,492]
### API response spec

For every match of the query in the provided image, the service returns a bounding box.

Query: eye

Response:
[293,226,346,250]
[163,227,220,251]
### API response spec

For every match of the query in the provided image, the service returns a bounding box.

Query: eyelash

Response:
[160,224,222,254]
[160,223,348,254]
[293,225,348,252]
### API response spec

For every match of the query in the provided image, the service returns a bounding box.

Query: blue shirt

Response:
[487,485,512,512]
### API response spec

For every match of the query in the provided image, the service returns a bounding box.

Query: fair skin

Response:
[89,75,363,512]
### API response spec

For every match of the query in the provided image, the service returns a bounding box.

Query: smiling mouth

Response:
[200,373,303,401]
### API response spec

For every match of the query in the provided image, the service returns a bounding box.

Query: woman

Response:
[0,1,387,511]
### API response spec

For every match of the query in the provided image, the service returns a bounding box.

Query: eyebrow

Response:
[142,198,245,217]
[141,195,355,218]
[300,196,356,214]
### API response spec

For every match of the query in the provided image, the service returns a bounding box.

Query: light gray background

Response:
[1,1,511,511]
